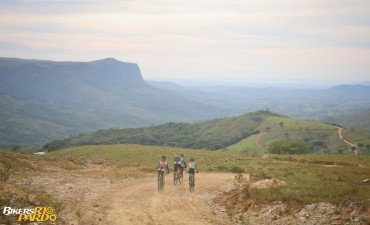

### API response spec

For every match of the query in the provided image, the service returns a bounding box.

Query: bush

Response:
[0,161,13,182]
[269,140,309,154]
[230,166,245,173]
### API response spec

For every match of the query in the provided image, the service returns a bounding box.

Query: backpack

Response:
[159,161,166,169]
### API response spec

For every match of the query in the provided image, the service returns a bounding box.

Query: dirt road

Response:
[84,173,235,225]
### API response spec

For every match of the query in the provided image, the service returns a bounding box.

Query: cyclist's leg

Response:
[160,171,164,183]
[159,170,164,190]
[179,165,184,176]
[158,170,163,179]
[174,164,177,178]
[173,164,179,178]
[189,173,195,186]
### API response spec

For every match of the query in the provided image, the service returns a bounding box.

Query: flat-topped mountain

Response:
[0,57,145,103]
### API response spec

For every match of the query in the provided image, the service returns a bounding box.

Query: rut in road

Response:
[94,173,235,225]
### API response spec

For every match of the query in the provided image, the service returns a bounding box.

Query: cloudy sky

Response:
[0,0,369,83]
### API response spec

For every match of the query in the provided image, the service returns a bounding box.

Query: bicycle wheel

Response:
[158,174,164,192]
[189,176,194,192]
[162,175,165,190]
[174,172,178,185]
[179,172,183,184]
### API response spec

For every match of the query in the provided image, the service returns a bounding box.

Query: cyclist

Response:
[174,153,187,179]
[179,154,187,176]
[187,158,199,185]
[157,155,169,181]
[174,153,180,172]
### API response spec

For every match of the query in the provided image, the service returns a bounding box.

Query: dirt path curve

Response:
[85,173,235,225]
[255,132,268,151]
[337,127,356,147]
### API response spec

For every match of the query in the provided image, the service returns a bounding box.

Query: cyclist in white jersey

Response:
[188,158,199,185]
[174,153,187,177]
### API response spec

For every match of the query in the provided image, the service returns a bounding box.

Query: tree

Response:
[11,146,20,152]
[269,140,309,155]
[42,143,57,152]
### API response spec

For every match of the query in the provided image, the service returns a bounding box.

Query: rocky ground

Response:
[1,153,369,225]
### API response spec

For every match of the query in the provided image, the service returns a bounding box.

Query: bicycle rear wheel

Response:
[174,172,178,185]
[179,173,183,184]
[158,174,164,192]
[189,176,194,192]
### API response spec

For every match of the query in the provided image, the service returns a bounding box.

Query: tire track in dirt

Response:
[93,173,235,225]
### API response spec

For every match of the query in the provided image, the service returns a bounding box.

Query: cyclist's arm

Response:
[166,162,170,173]
[195,164,199,172]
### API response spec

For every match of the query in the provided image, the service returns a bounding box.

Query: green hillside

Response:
[228,116,345,154]
[46,110,278,150]
[45,110,370,154]
[229,115,370,155]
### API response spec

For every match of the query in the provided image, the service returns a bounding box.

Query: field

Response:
[1,144,370,224]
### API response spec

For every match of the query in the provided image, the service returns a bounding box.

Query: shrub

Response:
[230,166,245,173]
[0,161,13,182]
[269,140,309,154]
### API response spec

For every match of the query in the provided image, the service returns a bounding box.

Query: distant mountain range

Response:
[1,57,370,147]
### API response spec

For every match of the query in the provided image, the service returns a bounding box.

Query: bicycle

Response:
[173,169,183,185]
[188,171,198,192]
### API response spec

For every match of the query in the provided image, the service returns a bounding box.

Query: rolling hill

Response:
[44,110,370,154]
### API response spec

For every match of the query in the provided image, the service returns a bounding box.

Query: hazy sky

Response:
[1,0,370,83]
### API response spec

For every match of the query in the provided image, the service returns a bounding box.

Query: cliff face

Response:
[0,57,145,102]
